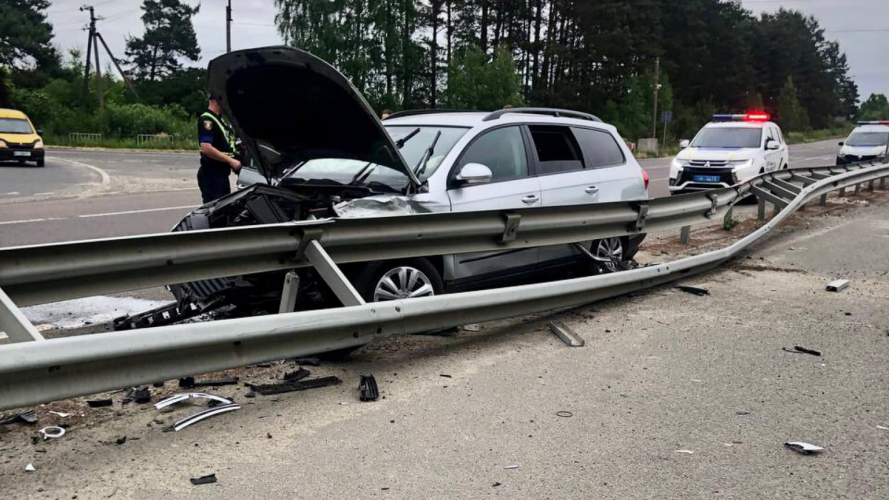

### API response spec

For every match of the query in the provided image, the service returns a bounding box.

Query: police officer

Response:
[197,96,241,203]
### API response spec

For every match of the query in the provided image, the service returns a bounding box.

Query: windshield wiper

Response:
[396,128,421,149]
[414,130,442,177]
[349,162,376,185]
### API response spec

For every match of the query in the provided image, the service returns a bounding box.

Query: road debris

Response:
[555,411,573,418]
[115,436,127,445]
[785,441,824,455]
[48,411,70,418]
[783,346,822,356]
[676,285,710,296]
[736,410,751,415]
[166,404,241,432]
[87,399,113,408]
[359,374,379,402]
[877,425,889,431]
[504,465,519,470]
[462,324,481,332]
[24,463,36,472]
[154,393,233,410]
[439,374,452,378]
[0,409,38,425]
[291,358,321,366]
[826,279,850,292]
[190,473,217,485]
[246,376,342,396]
[38,426,66,440]
[122,386,151,405]
[549,321,585,347]
[179,376,239,388]
[492,482,502,487]
[675,450,695,454]
[283,368,310,382]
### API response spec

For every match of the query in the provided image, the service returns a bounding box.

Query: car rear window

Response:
[572,127,625,168]
[528,125,584,174]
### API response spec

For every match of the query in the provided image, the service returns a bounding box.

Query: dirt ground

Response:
[2,189,889,499]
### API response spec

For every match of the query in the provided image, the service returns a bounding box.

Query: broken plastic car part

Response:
[359,374,379,402]
[785,441,824,455]
[154,393,234,410]
[166,403,241,432]
[38,426,65,440]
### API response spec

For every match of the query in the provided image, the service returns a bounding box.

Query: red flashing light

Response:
[642,169,650,191]
[746,112,770,122]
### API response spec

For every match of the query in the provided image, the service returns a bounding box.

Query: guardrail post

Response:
[279,271,300,313]
[854,183,861,195]
[881,178,886,189]
[868,180,875,192]
[819,193,828,206]
[838,187,846,198]
[303,241,365,307]
[757,197,766,221]
[0,287,44,343]
[679,226,691,245]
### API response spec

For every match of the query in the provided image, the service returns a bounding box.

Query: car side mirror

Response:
[456,163,493,185]
[679,140,690,149]
[766,140,780,151]
[838,141,844,147]
[36,128,44,136]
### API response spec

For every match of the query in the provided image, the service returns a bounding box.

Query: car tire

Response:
[586,237,629,275]
[354,258,444,303]
[36,159,45,167]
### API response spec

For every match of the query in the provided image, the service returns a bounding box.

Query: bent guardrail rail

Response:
[0,160,887,410]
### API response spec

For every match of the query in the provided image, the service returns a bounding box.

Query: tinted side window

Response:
[457,126,528,183]
[572,127,625,168]
[528,125,584,174]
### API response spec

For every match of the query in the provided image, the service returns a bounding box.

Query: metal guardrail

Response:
[68,132,102,143]
[0,161,886,410]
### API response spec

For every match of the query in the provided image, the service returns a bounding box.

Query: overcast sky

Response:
[45,0,888,102]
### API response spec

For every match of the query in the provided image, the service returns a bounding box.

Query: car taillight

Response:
[642,169,650,190]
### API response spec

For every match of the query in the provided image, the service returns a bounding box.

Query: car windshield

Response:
[0,118,33,134]
[846,132,889,147]
[282,158,411,193]
[691,128,762,148]
[385,125,469,179]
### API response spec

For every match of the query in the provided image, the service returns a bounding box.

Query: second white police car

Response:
[669,113,789,194]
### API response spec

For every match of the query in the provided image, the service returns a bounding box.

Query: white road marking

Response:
[0,206,193,226]
[77,205,195,218]
[46,156,111,185]
[1,192,21,196]
[33,192,55,196]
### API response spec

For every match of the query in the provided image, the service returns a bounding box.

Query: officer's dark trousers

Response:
[197,170,231,204]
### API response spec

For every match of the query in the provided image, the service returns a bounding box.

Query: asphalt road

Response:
[1,194,887,499]
[0,140,842,247]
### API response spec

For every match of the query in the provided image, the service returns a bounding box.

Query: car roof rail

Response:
[483,107,603,123]
[384,109,482,120]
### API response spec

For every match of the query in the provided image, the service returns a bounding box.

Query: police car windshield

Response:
[846,132,889,147]
[0,118,33,134]
[691,128,761,149]
[385,125,469,179]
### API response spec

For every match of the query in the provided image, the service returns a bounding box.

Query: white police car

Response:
[669,113,789,194]
[836,121,889,165]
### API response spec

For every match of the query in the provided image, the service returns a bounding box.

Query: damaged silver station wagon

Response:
[116,46,650,331]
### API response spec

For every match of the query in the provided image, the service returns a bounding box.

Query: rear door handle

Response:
[585,186,600,194]
[522,194,539,204]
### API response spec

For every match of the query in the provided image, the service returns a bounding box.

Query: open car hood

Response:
[208,46,419,188]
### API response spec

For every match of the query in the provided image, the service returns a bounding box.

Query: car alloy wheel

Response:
[373,266,436,302]
[594,237,624,274]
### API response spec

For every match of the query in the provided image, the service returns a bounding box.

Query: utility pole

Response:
[652,56,660,139]
[81,5,96,103]
[80,5,139,106]
[226,0,232,53]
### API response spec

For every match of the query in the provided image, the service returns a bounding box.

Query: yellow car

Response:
[0,108,45,167]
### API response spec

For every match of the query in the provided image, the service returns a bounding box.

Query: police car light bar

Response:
[712,112,771,122]
[857,121,889,125]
